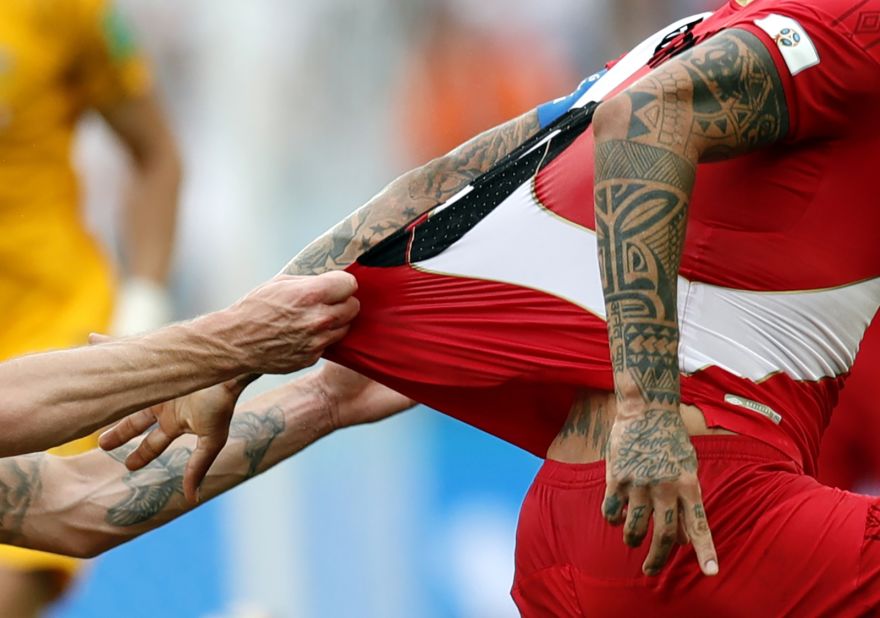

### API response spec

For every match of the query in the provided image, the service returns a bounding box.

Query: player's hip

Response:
[514,434,880,617]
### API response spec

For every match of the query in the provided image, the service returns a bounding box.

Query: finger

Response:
[623,487,652,548]
[125,426,178,471]
[310,271,358,304]
[315,325,352,351]
[321,296,360,327]
[88,333,113,346]
[643,498,679,576]
[99,409,157,451]
[677,505,690,546]
[183,433,227,504]
[682,492,719,576]
[602,481,627,526]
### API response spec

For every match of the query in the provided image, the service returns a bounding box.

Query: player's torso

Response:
[538,1,880,468]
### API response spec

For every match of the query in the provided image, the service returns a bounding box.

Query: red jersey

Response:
[330,0,880,475]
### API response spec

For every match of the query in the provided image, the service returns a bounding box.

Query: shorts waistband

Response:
[536,435,797,488]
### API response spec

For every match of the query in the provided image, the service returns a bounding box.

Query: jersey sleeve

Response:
[536,68,607,128]
[73,0,152,111]
[727,0,880,141]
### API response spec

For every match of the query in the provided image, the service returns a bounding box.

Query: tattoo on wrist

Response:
[0,455,44,542]
[229,406,285,477]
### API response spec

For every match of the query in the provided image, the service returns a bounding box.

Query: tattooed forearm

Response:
[0,455,43,543]
[104,405,287,528]
[106,447,190,527]
[595,29,787,408]
[595,140,694,405]
[229,406,285,477]
[284,111,540,275]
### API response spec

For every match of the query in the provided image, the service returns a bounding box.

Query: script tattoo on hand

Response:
[611,409,698,485]
[0,455,44,543]
[229,406,285,477]
[284,111,540,276]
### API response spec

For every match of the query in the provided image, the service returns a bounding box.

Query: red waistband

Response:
[537,435,800,487]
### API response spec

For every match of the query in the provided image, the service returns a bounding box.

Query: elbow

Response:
[592,94,632,144]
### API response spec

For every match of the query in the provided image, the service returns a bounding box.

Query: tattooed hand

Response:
[603,408,713,576]
[99,375,258,504]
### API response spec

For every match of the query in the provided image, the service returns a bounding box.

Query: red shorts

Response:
[513,436,880,617]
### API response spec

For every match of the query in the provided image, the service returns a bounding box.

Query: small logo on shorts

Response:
[775,28,801,47]
[724,394,782,425]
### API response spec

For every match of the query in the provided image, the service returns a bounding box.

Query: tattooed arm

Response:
[284,110,540,276]
[592,29,789,576]
[0,363,413,557]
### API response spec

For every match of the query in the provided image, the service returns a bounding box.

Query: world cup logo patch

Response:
[775,27,801,47]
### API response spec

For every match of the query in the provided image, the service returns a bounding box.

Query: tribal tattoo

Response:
[596,29,787,409]
[595,140,694,406]
[0,455,43,543]
[626,29,789,161]
[284,111,540,275]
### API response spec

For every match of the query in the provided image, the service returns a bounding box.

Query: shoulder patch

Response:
[753,14,820,76]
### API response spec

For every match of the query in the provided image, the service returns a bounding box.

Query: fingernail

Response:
[705,559,718,575]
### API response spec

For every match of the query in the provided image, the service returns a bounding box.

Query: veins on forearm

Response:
[284,111,540,276]
[0,454,44,543]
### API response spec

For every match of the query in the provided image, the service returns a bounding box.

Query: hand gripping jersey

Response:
[329,0,880,475]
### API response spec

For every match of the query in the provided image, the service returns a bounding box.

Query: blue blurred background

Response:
[35,0,709,616]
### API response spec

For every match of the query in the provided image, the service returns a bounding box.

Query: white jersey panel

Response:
[414,186,880,383]
[677,278,880,381]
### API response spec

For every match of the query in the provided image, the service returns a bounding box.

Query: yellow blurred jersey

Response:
[0,0,150,359]
[0,0,150,580]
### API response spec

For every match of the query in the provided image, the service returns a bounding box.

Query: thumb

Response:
[88,332,114,346]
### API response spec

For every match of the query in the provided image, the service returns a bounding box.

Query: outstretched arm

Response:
[593,29,789,576]
[0,363,413,558]
[284,110,541,276]
[94,108,546,497]
[0,272,358,458]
